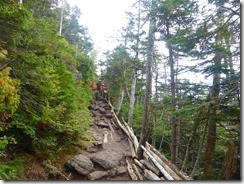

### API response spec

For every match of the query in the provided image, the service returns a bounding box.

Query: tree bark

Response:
[165,18,177,164]
[128,70,137,127]
[116,86,124,115]
[218,141,237,180]
[137,0,155,159]
[203,56,220,176]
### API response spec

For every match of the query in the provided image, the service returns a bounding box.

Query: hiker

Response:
[89,81,95,90]
[101,84,107,98]
[96,80,103,92]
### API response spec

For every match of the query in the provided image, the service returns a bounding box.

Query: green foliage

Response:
[0,1,96,159]
[0,157,26,180]
[0,67,20,123]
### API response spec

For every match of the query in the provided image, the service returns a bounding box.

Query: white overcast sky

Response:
[67,0,135,57]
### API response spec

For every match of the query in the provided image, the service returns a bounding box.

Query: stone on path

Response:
[91,150,123,169]
[66,154,94,176]
[87,171,108,180]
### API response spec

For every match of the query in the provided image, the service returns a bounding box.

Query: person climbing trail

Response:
[96,80,104,100]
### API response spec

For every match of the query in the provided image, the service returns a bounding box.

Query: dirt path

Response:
[65,95,134,180]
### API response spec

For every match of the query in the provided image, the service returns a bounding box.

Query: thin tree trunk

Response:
[191,109,210,178]
[137,0,155,159]
[168,40,177,164]
[59,0,64,36]
[152,61,159,147]
[181,122,198,172]
[128,71,137,127]
[116,86,124,116]
[128,0,141,127]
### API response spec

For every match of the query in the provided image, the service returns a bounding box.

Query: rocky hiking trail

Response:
[63,95,193,181]
[65,96,134,180]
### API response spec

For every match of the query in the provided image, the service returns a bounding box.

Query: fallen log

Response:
[141,145,174,180]
[132,164,144,180]
[146,142,192,180]
[110,111,132,141]
[122,118,139,151]
[126,158,138,180]
[147,146,182,180]
[144,169,161,180]
[134,159,145,170]
[140,159,160,176]
[128,138,137,158]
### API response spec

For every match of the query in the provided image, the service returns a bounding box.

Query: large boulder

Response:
[91,150,123,169]
[66,154,94,175]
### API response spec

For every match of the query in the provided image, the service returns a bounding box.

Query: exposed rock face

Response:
[91,150,123,169]
[66,154,94,175]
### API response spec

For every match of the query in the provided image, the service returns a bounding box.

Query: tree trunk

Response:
[191,107,210,178]
[181,122,198,172]
[218,141,237,180]
[167,32,177,164]
[128,0,141,127]
[137,0,155,159]
[116,86,124,115]
[152,59,159,147]
[203,57,220,176]
[128,70,137,127]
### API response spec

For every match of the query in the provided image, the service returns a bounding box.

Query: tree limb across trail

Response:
[64,94,193,180]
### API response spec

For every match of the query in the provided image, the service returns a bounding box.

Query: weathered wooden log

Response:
[144,169,161,180]
[146,142,192,180]
[107,121,115,132]
[122,118,139,151]
[128,138,137,158]
[126,158,138,180]
[107,100,116,111]
[141,145,174,180]
[134,159,145,170]
[132,163,144,180]
[140,159,160,176]
[147,146,182,180]
[110,111,132,141]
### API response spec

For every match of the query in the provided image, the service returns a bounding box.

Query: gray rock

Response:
[66,154,93,175]
[91,150,123,169]
[116,166,127,175]
[87,171,108,180]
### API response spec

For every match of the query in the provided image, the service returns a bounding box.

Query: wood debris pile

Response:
[108,100,193,181]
